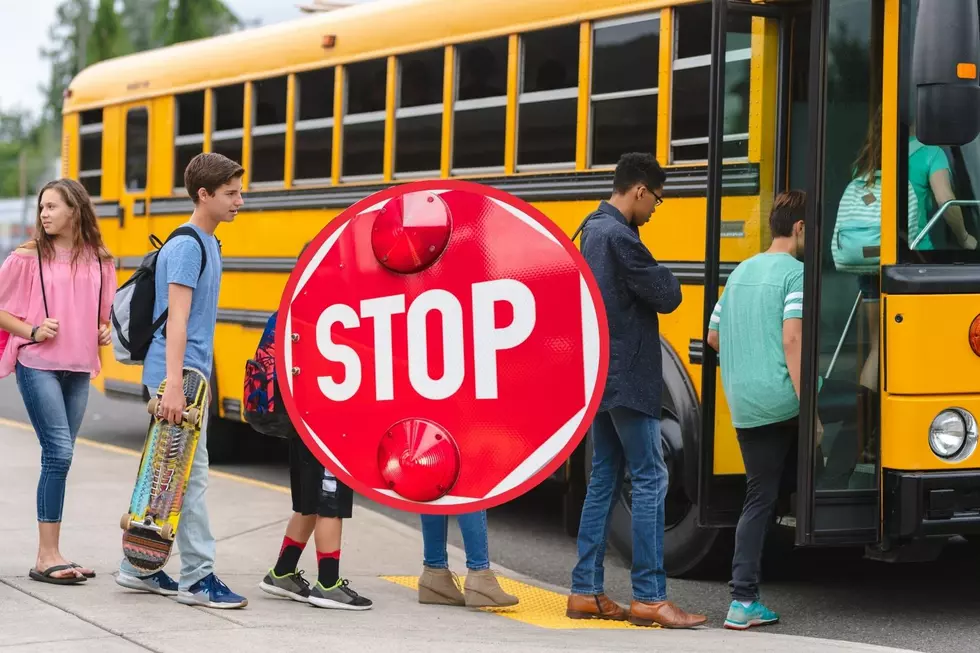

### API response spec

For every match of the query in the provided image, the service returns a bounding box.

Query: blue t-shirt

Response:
[142,222,222,391]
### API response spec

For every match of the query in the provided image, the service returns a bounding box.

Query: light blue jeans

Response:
[15,363,90,523]
[118,385,215,591]
[571,407,668,603]
[420,511,490,571]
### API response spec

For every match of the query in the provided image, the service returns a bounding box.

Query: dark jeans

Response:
[571,406,668,603]
[15,363,90,523]
[730,417,798,602]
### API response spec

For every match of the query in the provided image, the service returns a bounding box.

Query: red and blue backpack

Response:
[243,312,295,437]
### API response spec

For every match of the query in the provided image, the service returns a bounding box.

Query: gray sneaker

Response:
[309,578,373,610]
[258,569,311,602]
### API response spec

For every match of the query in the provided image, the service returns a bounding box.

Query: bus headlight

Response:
[929,408,978,462]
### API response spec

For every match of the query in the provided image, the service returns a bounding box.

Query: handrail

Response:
[909,199,980,249]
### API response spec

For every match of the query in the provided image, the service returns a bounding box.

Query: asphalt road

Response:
[3,376,980,652]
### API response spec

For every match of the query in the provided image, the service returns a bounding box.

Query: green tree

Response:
[39,0,91,127]
[87,0,132,64]
[152,0,242,46]
[0,109,54,198]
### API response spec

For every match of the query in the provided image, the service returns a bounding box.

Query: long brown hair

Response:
[853,105,883,188]
[23,178,112,266]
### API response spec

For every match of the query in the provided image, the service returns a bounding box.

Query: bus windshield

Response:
[898,0,980,264]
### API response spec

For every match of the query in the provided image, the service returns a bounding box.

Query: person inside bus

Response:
[707,190,818,630]
[568,152,706,629]
[0,178,115,584]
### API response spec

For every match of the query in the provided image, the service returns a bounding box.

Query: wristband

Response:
[30,326,38,342]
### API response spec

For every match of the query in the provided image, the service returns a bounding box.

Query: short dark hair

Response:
[184,153,245,204]
[612,152,667,195]
[769,190,807,237]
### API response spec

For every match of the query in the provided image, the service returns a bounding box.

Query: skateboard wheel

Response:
[160,523,174,541]
[147,398,159,416]
[185,407,200,424]
[120,513,131,531]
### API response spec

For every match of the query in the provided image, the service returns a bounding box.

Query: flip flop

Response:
[69,563,96,578]
[28,564,87,585]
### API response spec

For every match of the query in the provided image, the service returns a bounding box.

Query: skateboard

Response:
[120,367,209,573]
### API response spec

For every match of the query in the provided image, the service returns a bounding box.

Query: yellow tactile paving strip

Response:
[381,575,656,630]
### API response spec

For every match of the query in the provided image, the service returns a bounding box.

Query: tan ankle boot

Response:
[418,566,464,605]
[463,569,518,608]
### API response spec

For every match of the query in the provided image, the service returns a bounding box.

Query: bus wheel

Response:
[595,416,733,579]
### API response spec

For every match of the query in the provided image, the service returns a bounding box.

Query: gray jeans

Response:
[119,387,215,591]
[729,417,798,602]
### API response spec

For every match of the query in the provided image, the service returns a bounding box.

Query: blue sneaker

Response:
[724,600,779,630]
[116,570,179,596]
[177,573,248,609]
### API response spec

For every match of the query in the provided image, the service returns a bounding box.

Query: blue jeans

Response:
[15,363,90,523]
[420,511,490,571]
[118,385,215,591]
[571,406,668,603]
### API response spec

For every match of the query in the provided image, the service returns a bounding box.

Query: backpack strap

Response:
[34,243,49,318]
[165,226,208,278]
[152,226,210,335]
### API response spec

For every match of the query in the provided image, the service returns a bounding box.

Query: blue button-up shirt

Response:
[580,201,682,418]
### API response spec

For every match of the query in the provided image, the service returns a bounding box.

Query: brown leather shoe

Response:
[566,593,628,621]
[628,600,707,628]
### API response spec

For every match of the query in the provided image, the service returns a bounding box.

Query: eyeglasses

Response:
[643,186,664,206]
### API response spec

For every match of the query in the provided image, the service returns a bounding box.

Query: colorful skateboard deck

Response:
[120,367,209,573]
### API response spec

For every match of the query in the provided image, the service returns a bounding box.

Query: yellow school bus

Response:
[60,0,980,576]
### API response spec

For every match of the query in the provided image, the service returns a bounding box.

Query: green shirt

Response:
[907,136,950,250]
[708,252,804,429]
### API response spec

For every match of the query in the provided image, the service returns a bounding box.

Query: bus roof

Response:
[63,0,673,113]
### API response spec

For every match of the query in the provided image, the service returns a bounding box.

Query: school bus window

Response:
[212,84,244,169]
[590,13,660,167]
[342,58,386,180]
[517,25,578,170]
[251,75,288,186]
[670,2,751,163]
[395,48,444,177]
[295,68,335,184]
[124,107,148,191]
[79,109,103,198]
[453,38,507,173]
[174,91,205,191]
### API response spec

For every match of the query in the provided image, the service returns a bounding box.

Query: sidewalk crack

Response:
[0,578,163,653]
[214,518,289,545]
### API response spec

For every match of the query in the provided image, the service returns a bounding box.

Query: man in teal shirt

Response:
[706,190,817,631]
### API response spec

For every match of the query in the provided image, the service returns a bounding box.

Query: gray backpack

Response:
[110,226,206,365]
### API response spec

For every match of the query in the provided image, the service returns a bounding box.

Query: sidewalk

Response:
[0,420,919,653]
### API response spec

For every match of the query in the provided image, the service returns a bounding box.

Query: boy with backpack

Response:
[246,310,372,610]
[113,152,248,609]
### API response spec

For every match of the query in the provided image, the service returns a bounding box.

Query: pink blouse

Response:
[0,245,116,379]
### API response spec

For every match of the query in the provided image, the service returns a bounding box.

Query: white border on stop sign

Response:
[283,191,602,505]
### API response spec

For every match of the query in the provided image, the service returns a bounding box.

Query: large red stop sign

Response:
[276,180,608,514]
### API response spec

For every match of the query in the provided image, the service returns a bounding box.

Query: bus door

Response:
[698,0,811,528]
[793,0,883,547]
[118,103,151,265]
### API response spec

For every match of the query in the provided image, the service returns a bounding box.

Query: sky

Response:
[0,0,371,117]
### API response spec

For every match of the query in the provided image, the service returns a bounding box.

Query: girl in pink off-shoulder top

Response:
[0,179,116,585]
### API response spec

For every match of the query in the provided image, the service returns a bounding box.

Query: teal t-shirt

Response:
[709,252,804,429]
[907,136,950,250]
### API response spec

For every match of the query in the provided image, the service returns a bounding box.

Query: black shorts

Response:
[288,436,353,519]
